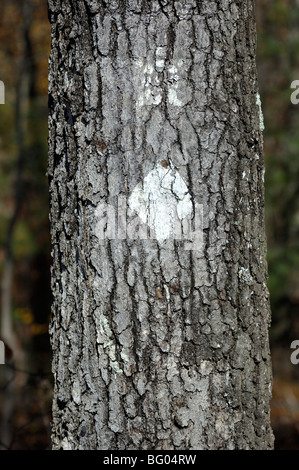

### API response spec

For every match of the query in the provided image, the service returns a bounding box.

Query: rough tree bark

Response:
[48,0,274,450]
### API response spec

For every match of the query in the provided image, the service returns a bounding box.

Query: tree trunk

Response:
[48,0,274,450]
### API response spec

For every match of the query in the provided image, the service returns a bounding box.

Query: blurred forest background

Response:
[0,0,298,450]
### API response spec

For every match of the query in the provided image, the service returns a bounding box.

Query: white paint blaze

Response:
[128,161,193,243]
[256,92,265,132]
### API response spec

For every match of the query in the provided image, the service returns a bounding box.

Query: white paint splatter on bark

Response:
[256,92,265,132]
[128,161,193,243]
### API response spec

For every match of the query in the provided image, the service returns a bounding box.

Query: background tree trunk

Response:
[48,0,274,450]
[1,0,36,448]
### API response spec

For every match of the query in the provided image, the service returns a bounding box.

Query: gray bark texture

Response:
[48,0,274,450]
